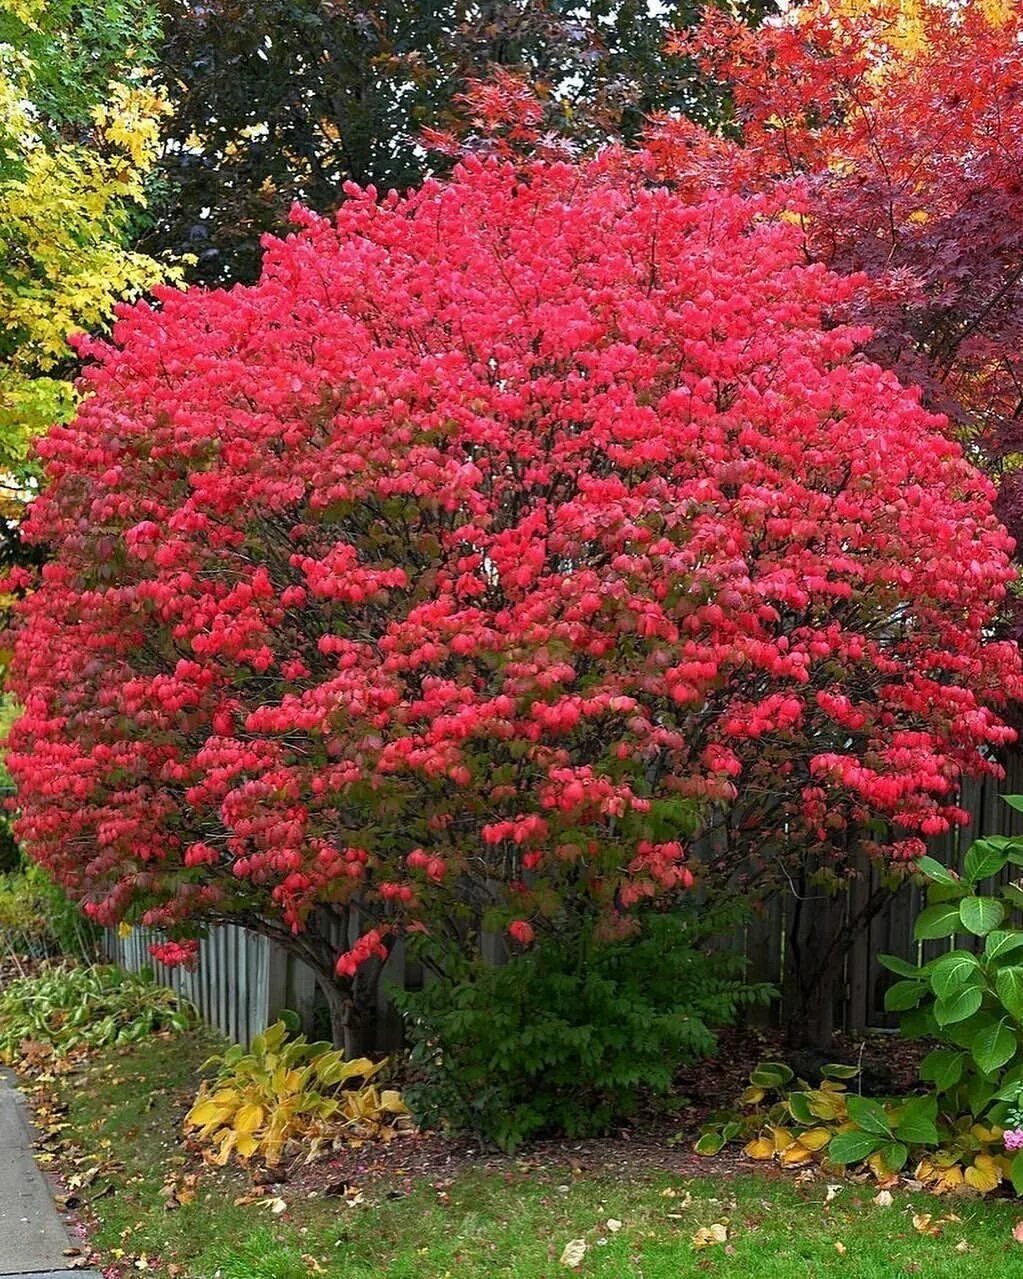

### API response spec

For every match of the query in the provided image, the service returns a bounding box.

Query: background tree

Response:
[669,0,1023,577]
[0,0,175,566]
[145,0,775,285]
[6,151,1020,1050]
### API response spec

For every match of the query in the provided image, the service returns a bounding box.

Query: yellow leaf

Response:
[744,1137,776,1160]
[234,1104,264,1135]
[185,1101,232,1129]
[798,1128,833,1152]
[739,1086,766,1106]
[964,1155,1002,1194]
[779,1142,815,1166]
[692,1223,729,1249]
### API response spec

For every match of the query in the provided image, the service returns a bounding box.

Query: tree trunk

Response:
[313,961,383,1057]
[785,866,847,1050]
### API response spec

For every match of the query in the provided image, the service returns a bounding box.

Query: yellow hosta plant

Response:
[185,1020,409,1166]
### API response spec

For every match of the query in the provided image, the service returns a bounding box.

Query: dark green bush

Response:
[397,907,773,1151]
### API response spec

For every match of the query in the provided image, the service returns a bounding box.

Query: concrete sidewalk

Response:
[0,1070,101,1278]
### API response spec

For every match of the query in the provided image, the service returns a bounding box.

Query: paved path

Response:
[0,1070,101,1278]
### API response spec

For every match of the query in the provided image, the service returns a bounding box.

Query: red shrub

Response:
[6,153,1020,1013]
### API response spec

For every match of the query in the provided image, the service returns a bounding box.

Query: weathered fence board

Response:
[107,756,1023,1047]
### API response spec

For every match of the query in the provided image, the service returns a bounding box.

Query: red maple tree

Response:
[667,0,1023,564]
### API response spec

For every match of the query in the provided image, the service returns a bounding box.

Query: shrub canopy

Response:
[7,152,1021,975]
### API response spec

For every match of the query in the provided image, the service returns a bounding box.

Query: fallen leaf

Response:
[955,1240,970,1254]
[559,1238,587,1268]
[835,1241,847,1255]
[606,1218,623,1233]
[692,1223,729,1249]
[873,1190,893,1208]
[913,1213,941,1237]
[825,1184,843,1203]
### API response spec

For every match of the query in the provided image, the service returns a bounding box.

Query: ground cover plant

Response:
[0,961,193,1061]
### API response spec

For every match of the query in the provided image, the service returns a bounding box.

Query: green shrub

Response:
[397,907,773,1151]
[0,861,98,959]
[0,962,193,1060]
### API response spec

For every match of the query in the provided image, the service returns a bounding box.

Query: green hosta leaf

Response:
[787,1092,815,1125]
[1001,795,1023,813]
[884,980,926,1013]
[985,931,1023,962]
[914,856,960,887]
[749,1062,794,1088]
[845,1095,891,1137]
[930,950,981,1001]
[694,1131,726,1156]
[828,1129,884,1165]
[933,985,983,1026]
[1012,1151,1023,1197]
[914,903,961,941]
[972,1019,1017,1075]
[820,1064,861,1081]
[963,841,1009,885]
[878,954,923,980]
[919,1048,967,1092]
[959,896,1005,937]
[995,966,1023,1022]
[893,1095,939,1145]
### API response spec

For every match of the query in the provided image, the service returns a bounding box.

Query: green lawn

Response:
[49,1032,1023,1278]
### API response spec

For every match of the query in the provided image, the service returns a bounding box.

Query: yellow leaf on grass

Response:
[692,1224,729,1249]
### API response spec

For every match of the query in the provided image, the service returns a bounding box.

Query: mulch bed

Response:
[274,1027,928,1201]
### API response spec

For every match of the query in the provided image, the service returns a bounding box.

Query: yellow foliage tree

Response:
[0,0,174,532]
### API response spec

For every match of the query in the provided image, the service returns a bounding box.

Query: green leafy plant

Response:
[695,1060,1019,1194]
[185,1020,408,1166]
[880,800,1023,1129]
[398,907,774,1153]
[0,961,192,1060]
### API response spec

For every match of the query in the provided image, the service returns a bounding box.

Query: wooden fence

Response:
[107,754,1023,1047]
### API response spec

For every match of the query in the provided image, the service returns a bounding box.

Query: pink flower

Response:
[1004,1128,1023,1151]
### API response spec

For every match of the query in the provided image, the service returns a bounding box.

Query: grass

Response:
[49,1032,1023,1278]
